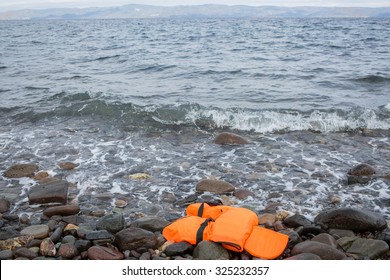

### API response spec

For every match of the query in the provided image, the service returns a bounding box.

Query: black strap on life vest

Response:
[196,218,213,245]
[197,202,205,217]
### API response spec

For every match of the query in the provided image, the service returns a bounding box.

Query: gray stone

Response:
[284,214,313,228]
[193,241,230,260]
[196,179,235,194]
[28,180,69,205]
[284,253,322,260]
[0,198,11,213]
[311,233,338,248]
[130,217,170,232]
[115,228,157,252]
[49,226,63,243]
[341,237,389,259]
[165,241,193,257]
[314,208,387,232]
[376,228,390,246]
[96,213,125,234]
[291,241,346,260]
[85,230,114,241]
[74,240,91,252]
[214,132,250,145]
[328,229,355,239]
[62,235,76,245]
[14,247,38,259]
[0,250,14,260]
[3,164,38,178]
[20,225,49,239]
[43,205,80,217]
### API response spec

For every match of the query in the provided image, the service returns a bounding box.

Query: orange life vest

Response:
[162,202,289,259]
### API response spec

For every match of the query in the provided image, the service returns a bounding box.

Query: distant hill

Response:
[1,4,390,20]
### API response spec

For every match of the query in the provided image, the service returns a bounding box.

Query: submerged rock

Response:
[0,198,11,213]
[28,180,69,205]
[196,179,235,194]
[348,163,376,176]
[3,163,38,178]
[214,132,250,145]
[43,205,80,217]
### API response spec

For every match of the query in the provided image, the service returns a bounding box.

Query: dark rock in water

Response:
[348,163,376,176]
[291,241,346,260]
[284,253,322,260]
[43,205,80,217]
[87,245,124,260]
[193,241,229,260]
[347,175,371,185]
[165,241,193,257]
[0,198,11,213]
[96,213,125,234]
[115,228,157,252]
[311,233,338,248]
[339,237,389,259]
[314,208,387,232]
[347,163,376,185]
[58,162,78,170]
[28,180,69,205]
[233,189,255,200]
[58,243,79,259]
[3,164,38,178]
[196,179,235,194]
[14,247,38,259]
[284,214,313,228]
[129,217,170,232]
[214,132,250,145]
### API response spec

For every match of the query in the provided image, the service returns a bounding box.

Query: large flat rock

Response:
[28,180,69,205]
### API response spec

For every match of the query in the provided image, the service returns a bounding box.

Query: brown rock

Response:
[28,180,69,205]
[233,189,255,200]
[40,238,56,257]
[258,213,276,226]
[348,163,376,176]
[20,225,49,239]
[87,246,124,260]
[115,228,157,252]
[43,205,80,217]
[58,162,78,170]
[58,243,79,259]
[3,164,38,178]
[0,198,11,213]
[196,179,235,194]
[33,171,50,181]
[214,132,250,145]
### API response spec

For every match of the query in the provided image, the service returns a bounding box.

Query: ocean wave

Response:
[4,92,389,133]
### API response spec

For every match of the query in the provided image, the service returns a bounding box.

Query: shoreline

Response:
[0,132,389,260]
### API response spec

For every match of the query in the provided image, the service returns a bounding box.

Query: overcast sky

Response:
[1,0,390,11]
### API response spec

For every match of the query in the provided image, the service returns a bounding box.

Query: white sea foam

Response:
[185,107,390,133]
